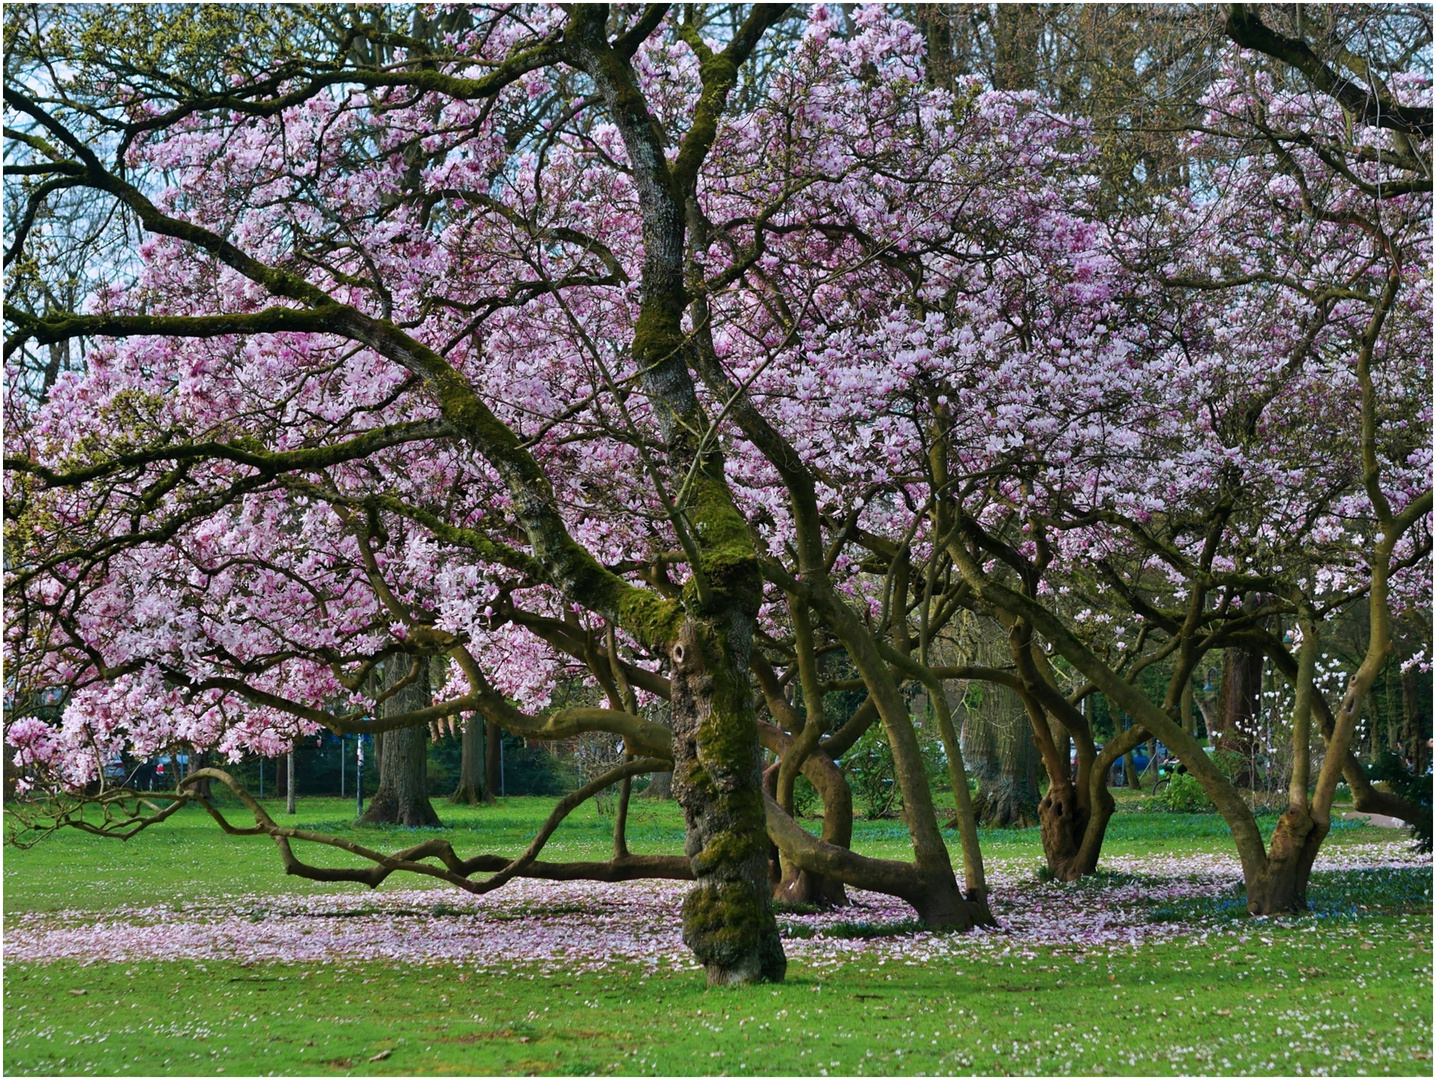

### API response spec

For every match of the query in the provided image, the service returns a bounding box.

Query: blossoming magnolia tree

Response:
[4,2,1431,985]
[6,4,1003,985]
[1081,24,1432,908]
[901,15,1433,909]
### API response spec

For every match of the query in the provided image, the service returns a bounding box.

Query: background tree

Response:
[361,657,441,827]
[959,632,1041,828]
[448,713,492,806]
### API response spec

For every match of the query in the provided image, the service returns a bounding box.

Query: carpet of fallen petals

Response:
[6,840,1427,974]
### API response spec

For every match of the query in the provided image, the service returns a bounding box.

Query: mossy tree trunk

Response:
[568,8,792,984]
[671,619,786,985]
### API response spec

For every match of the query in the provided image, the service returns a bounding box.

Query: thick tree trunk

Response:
[671,620,786,986]
[361,724,440,826]
[1245,809,1327,914]
[1025,684,1115,882]
[964,684,1040,827]
[568,6,794,981]
[640,769,673,799]
[1215,645,1263,784]
[450,713,492,805]
[1038,770,1115,882]
[360,660,441,828]
[1038,781,1084,876]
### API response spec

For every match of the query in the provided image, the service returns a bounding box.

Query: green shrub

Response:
[792,774,822,819]
[1208,748,1249,781]
[1153,771,1214,813]
[842,726,900,819]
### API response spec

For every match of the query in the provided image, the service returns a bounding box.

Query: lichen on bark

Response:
[671,618,786,985]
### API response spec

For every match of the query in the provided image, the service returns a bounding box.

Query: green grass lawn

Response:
[4,795,1432,1076]
[5,925,1430,1077]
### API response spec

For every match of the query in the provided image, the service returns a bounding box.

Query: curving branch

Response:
[6,417,455,489]
[1225,5,1433,138]
[762,794,997,927]
[178,761,684,893]
[5,786,191,847]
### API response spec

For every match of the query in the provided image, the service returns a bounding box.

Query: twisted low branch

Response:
[177,761,687,892]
